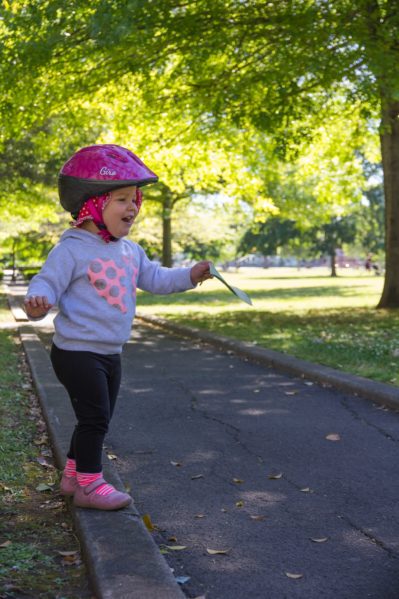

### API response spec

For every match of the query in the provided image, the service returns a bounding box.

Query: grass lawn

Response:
[0,292,90,598]
[137,267,399,386]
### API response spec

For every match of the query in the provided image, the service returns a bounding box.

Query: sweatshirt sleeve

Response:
[27,243,75,307]
[136,245,195,295]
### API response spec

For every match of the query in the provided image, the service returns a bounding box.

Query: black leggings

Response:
[50,344,121,473]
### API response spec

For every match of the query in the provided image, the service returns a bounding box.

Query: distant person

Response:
[24,144,212,511]
[365,253,380,275]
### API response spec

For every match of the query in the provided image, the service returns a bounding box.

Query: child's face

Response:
[103,186,139,238]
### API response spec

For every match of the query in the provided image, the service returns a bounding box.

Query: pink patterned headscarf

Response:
[72,189,143,243]
[72,194,115,242]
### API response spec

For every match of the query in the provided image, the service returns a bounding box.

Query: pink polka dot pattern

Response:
[88,258,128,313]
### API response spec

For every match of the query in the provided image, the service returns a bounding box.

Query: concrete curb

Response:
[19,325,185,599]
[136,313,399,412]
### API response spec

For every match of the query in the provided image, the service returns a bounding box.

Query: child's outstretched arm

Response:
[24,296,53,320]
[24,241,75,319]
[190,261,213,285]
[137,246,211,294]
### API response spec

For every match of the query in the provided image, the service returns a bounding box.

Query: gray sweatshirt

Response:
[27,228,194,354]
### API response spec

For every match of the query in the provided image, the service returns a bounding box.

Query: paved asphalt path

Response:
[97,323,399,599]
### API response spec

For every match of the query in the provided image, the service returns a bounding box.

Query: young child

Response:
[24,144,211,511]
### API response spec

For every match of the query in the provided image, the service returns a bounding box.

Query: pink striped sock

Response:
[76,472,116,497]
[77,472,102,486]
[95,483,115,497]
[64,458,76,478]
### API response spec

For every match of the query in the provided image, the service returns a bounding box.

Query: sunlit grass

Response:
[138,267,383,314]
[137,267,399,386]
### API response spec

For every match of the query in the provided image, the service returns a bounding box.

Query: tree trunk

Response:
[162,195,173,267]
[377,99,399,308]
[330,250,337,277]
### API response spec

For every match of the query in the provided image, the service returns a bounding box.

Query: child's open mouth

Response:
[122,216,134,223]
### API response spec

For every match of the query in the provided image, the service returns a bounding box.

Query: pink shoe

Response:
[73,477,131,511]
[60,474,78,496]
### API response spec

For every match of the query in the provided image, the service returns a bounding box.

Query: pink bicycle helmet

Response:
[58,144,158,214]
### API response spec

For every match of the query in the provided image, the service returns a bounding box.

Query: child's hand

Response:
[24,296,53,319]
[190,261,213,285]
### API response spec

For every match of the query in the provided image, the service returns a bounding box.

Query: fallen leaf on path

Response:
[36,420,47,433]
[191,474,204,480]
[268,472,283,480]
[325,433,341,441]
[310,537,328,543]
[168,536,178,543]
[164,545,187,551]
[285,572,303,579]
[300,487,313,493]
[107,453,118,460]
[171,461,182,467]
[233,478,244,484]
[33,435,48,446]
[36,456,53,468]
[175,576,190,584]
[284,391,298,396]
[235,501,244,508]
[142,513,158,532]
[57,550,81,566]
[195,514,206,519]
[36,483,53,492]
[250,515,267,521]
[40,499,63,510]
[206,548,230,555]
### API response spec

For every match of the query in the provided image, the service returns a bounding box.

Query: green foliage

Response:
[0,109,105,268]
[308,215,358,257]
[1,230,56,268]
[239,218,300,256]
[353,161,385,255]
[178,238,225,263]
[0,181,67,270]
